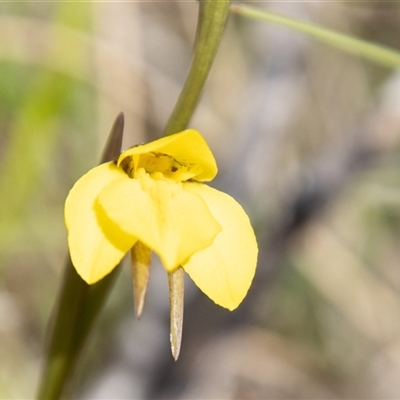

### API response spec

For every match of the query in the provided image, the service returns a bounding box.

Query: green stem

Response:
[36,114,124,400]
[164,0,230,136]
[231,3,400,69]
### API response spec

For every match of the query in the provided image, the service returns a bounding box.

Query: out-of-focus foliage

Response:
[2,1,400,399]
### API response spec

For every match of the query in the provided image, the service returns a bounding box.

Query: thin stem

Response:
[164,0,230,136]
[36,114,124,400]
[231,3,400,69]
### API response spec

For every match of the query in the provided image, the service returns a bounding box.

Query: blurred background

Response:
[2,1,400,398]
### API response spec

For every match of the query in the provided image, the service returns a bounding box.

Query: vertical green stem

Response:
[164,0,230,136]
[37,115,124,400]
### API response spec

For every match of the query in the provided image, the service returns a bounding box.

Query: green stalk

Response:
[164,0,230,136]
[37,114,124,400]
[231,3,400,69]
[37,0,230,397]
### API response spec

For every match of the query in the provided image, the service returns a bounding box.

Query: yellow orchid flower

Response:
[64,129,258,357]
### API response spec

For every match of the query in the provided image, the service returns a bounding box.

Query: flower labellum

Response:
[65,129,258,359]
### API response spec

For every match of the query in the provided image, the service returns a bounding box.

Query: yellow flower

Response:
[65,129,258,313]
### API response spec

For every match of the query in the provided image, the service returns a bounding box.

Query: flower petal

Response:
[118,129,217,181]
[97,173,222,272]
[65,163,137,284]
[182,184,258,311]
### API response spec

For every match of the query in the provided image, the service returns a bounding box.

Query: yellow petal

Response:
[98,172,222,272]
[182,184,258,311]
[65,163,137,284]
[118,129,217,182]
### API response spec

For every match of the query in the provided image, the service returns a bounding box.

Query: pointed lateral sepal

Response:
[131,242,152,318]
[168,267,184,361]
